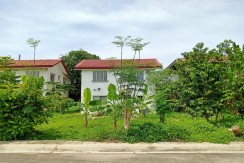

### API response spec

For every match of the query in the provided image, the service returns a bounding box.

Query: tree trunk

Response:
[124,108,132,130]
[59,106,62,114]
[84,114,88,127]
[142,109,145,118]
[220,112,224,121]
[215,110,219,123]
[203,111,210,122]
[113,119,117,129]
[159,113,165,123]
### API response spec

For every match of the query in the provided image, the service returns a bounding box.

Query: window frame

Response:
[25,70,40,77]
[93,71,108,82]
[50,73,55,82]
[137,71,144,82]
[93,96,107,101]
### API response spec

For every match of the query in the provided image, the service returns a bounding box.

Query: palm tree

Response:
[27,38,40,72]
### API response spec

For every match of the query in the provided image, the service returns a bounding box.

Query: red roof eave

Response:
[75,66,161,70]
[10,59,69,76]
[74,58,162,70]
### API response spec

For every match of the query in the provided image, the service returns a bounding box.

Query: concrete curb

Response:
[0,141,244,153]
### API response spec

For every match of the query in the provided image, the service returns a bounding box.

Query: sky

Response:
[0,0,243,67]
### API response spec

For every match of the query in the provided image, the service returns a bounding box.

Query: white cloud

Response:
[0,0,244,66]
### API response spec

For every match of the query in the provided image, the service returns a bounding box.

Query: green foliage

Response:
[45,82,69,96]
[107,83,121,128]
[31,113,123,141]
[26,38,40,70]
[26,38,40,48]
[133,84,153,118]
[44,81,75,114]
[82,87,91,127]
[45,94,75,113]
[111,36,150,130]
[0,75,50,140]
[107,83,119,101]
[61,49,99,101]
[30,112,244,143]
[89,100,109,116]
[148,69,178,122]
[175,40,244,122]
[64,105,81,113]
[218,40,244,119]
[83,88,91,107]
[112,60,148,130]
[0,56,20,86]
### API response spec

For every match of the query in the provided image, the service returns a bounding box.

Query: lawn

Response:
[28,112,244,143]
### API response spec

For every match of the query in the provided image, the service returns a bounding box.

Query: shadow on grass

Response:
[210,114,243,128]
[25,128,63,140]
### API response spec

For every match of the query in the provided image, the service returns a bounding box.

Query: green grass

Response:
[28,112,244,143]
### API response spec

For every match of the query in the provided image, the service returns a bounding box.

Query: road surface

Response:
[1,153,244,163]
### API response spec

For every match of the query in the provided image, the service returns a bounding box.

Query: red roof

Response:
[74,59,162,69]
[10,59,69,75]
[166,58,185,69]
[11,59,62,67]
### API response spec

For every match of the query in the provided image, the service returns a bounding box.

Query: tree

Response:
[111,36,150,130]
[148,69,178,123]
[45,82,75,114]
[175,41,242,123]
[112,36,131,90]
[0,56,20,86]
[61,49,99,101]
[217,40,244,119]
[0,75,50,140]
[26,38,40,71]
[127,37,150,60]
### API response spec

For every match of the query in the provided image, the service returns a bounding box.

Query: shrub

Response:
[64,106,81,113]
[45,94,75,113]
[0,76,50,140]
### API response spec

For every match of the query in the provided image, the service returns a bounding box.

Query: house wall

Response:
[14,68,49,90]
[80,69,155,102]
[81,69,117,101]
[46,62,69,90]
[13,62,69,96]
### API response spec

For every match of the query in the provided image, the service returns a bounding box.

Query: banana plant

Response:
[107,83,120,129]
[82,87,91,127]
[89,100,108,116]
[135,84,153,118]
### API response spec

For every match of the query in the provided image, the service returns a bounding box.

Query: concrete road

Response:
[1,153,244,163]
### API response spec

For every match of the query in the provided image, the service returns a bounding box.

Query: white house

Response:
[10,59,69,95]
[74,58,162,102]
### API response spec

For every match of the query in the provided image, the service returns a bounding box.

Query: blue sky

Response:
[0,0,243,67]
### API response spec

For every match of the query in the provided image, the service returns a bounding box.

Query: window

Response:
[25,71,39,77]
[93,71,107,82]
[58,75,61,82]
[93,96,107,100]
[50,73,55,82]
[63,77,67,84]
[145,70,151,74]
[137,71,144,82]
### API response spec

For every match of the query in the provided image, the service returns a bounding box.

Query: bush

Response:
[45,94,75,113]
[64,106,81,113]
[124,122,166,143]
[118,121,191,143]
[0,76,50,140]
